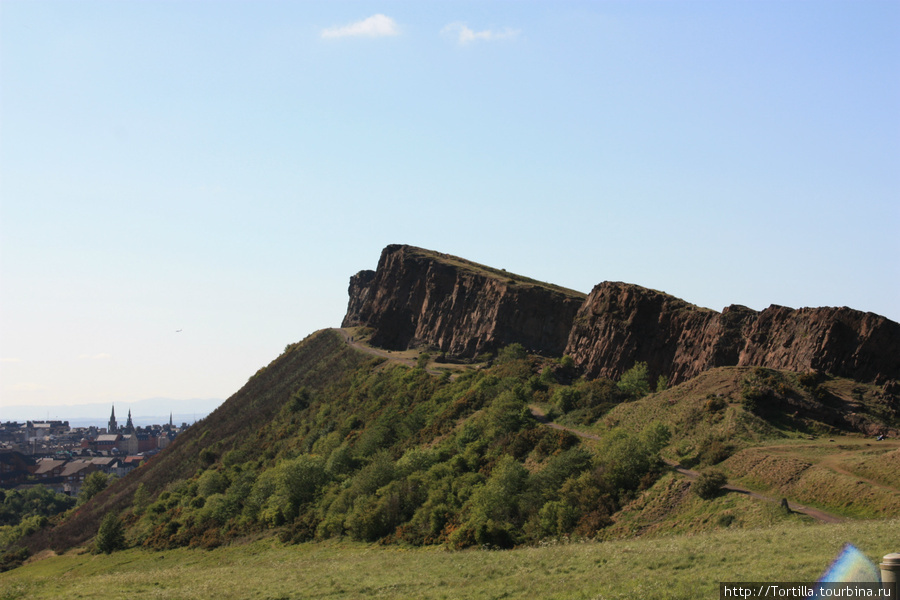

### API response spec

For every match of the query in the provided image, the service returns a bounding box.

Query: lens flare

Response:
[819,543,881,583]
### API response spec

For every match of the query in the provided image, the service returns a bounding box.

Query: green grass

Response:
[723,447,900,518]
[601,473,817,540]
[3,519,898,600]
[840,448,900,489]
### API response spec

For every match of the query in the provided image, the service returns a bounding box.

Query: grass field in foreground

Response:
[2,519,897,600]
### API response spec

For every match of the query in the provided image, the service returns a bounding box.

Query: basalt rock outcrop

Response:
[342,245,586,357]
[344,245,900,385]
[564,283,900,385]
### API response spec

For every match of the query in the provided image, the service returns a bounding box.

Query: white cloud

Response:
[321,14,400,39]
[442,22,520,44]
[78,353,112,360]
[0,357,21,363]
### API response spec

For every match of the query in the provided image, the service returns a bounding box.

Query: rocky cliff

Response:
[342,245,586,358]
[344,245,900,385]
[564,283,900,385]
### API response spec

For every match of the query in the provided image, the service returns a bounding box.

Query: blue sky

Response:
[1,1,898,414]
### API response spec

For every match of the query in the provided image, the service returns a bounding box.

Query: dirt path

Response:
[528,405,844,524]
[334,327,451,376]
[754,441,900,495]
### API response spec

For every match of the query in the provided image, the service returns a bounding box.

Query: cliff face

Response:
[344,245,900,385]
[563,282,751,384]
[341,245,586,358]
[565,283,900,385]
[735,305,900,384]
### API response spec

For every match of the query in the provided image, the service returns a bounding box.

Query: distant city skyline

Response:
[0,397,222,428]
[2,2,897,409]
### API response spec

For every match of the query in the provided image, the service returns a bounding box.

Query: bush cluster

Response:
[121,346,670,550]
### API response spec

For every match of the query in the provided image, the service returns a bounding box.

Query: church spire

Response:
[125,409,134,433]
[108,405,117,433]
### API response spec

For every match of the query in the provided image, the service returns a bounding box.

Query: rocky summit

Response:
[342,244,585,358]
[344,244,900,386]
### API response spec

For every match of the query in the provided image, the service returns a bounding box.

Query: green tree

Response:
[459,455,529,548]
[0,486,75,526]
[95,513,125,554]
[655,374,669,392]
[617,362,651,400]
[497,343,526,363]
[248,455,328,526]
[595,424,666,493]
[640,422,671,455]
[552,387,580,413]
[78,471,113,506]
[197,469,229,497]
[132,483,150,515]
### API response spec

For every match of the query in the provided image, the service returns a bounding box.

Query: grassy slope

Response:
[28,329,374,552]
[573,366,900,520]
[3,519,898,600]
[26,347,898,556]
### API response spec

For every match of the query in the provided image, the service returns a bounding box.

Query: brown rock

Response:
[344,245,900,385]
[341,244,585,358]
[565,283,900,385]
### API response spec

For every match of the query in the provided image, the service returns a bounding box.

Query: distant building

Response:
[120,433,156,454]
[88,456,122,475]
[0,450,35,487]
[59,460,99,495]
[33,458,67,479]
[157,431,176,449]
[25,421,69,439]
[108,405,118,434]
[124,409,135,434]
[82,433,122,453]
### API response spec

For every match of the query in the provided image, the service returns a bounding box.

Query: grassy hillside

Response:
[13,335,682,559]
[7,331,898,579]
[26,329,373,552]
[3,518,898,600]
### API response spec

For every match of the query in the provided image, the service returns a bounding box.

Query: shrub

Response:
[552,387,580,413]
[696,437,734,465]
[485,388,528,436]
[197,469,229,497]
[95,513,126,554]
[78,471,113,506]
[617,362,651,400]
[655,375,669,392]
[288,387,311,412]
[497,343,527,363]
[132,483,150,515]
[797,371,821,388]
[326,442,356,477]
[247,455,328,526]
[455,456,529,548]
[641,422,671,455]
[0,547,29,572]
[704,394,727,413]
[199,449,218,466]
[693,469,728,500]
[0,485,75,526]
